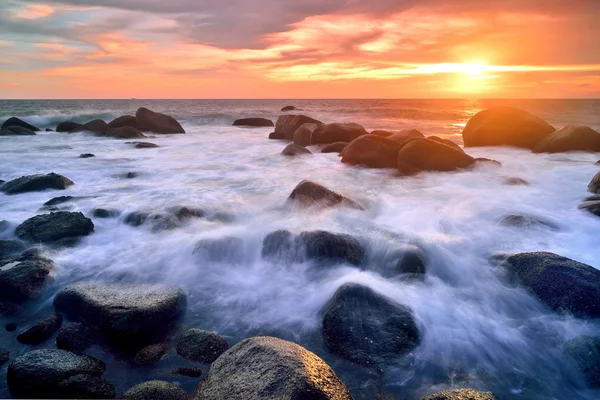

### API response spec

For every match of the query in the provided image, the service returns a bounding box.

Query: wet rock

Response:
[56,373,116,399]
[16,211,94,245]
[136,107,185,134]
[0,254,55,302]
[0,240,25,257]
[195,336,352,400]
[43,195,85,207]
[107,126,146,139]
[420,388,499,400]
[281,143,312,156]
[108,115,137,129]
[17,313,63,344]
[293,122,319,146]
[0,219,9,231]
[0,348,8,365]
[281,105,297,111]
[232,117,274,127]
[135,343,169,365]
[585,194,600,202]
[462,107,555,149]
[93,207,121,218]
[79,153,95,158]
[300,230,365,266]
[261,230,296,262]
[135,141,159,148]
[0,125,36,136]
[6,323,17,332]
[46,128,53,132]
[312,122,368,145]
[579,200,600,217]
[428,135,462,152]
[288,179,364,210]
[342,134,404,168]
[124,211,150,227]
[370,129,394,137]
[56,322,96,352]
[387,129,425,145]
[564,335,600,388]
[123,380,188,400]
[499,214,559,230]
[172,366,202,377]
[7,349,106,398]
[176,328,229,363]
[391,244,426,276]
[54,283,187,342]
[1,172,74,194]
[273,115,322,140]
[321,141,348,154]
[0,301,22,316]
[1,117,40,131]
[193,236,244,263]
[533,125,600,153]
[73,119,109,135]
[589,171,600,194]
[322,283,420,366]
[397,139,475,175]
[126,172,138,179]
[56,121,83,132]
[504,252,600,318]
[475,157,502,166]
[503,177,529,186]
[169,206,205,221]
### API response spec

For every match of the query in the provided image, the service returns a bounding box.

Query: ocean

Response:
[1,99,600,399]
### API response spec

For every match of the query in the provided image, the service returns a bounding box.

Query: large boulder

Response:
[293,122,319,146]
[195,336,352,400]
[136,107,185,134]
[0,254,55,302]
[564,335,600,388]
[16,211,94,245]
[322,283,420,366]
[0,125,36,136]
[300,230,364,266]
[387,129,425,145]
[1,117,40,131]
[176,328,229,363]
[56,322,96,353]
[107,126,146,139]
[54,283,187,342]
[7,349,106,398]
[504,252,600,318]
[281,143,312,156]
[108,115,137,129]
[341,134,404,168]
[73,119,109,135]
[321,142,348,154]
[420,388,498,400]
[533,125,600,153]
[589,171,600,194]
[428,135,462,152]
[397,139,475,175]
[312,122,368,145]
[273,115,322,141]
[123,381,188,400]
[233,118,274,127]
[462,107,555,149]
[288,180,363,210]
[1,172,74,194]
[56,121,82,132]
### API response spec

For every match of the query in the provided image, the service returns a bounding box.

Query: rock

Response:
[135,142,159,148]
[17,313,62,344]
[135,343,168,365]
[232,117,274,127]
[321,142,348,154]
[73,119,109,135]
[288,179,363,210]
[341,134,404,168]
[136,107,185,134]
[589,171,600,194]
[584,194,600,202]
[261,230,297,262]
[564,336,600,388]
[579,200,600,217]
[54,283,187,342]
[281,144,312,156]
[462,107,555,149]
[56,121,83,132]
[107,126,146,139]
[16,211,94,245]
[370,129,394,137]
[56,322,96,352]
[0,125,36,136]
[7,349,106,398]
[0,219,8,232]
[0,240,25,257]
[420,388,499,400]
[312,122,368,145]
[46,128,53,132]
[0,348,8,365]
[5,323,17,332]
[79,153,95,158]
[597,160,600,165]
[281,105,297,111]
[124,211,150,227]
[268,131,284,140]
[195,336,352,400]
[386,244,426,276]
[123,381,188,400]
[193,236,244,263]
[273,115,322,140]
[92,207,121,218]
[43,195,84,207]
[0,302,23,316]
[1,117,40,131]
[300,230,364,266]
[428,135,462,152]
[387,129,425,145]
[169,206,205,221]
[108,115,137,129]
[533,125,600,153]
[499,214,559,230]
[322,283,420,366]
[56,374,116,399]
[503,177,529,186]
[176,328,229,363]
[126,172,138,179]
[172,366,202,377]
[293,122,319,146]
[397,139,476,175]
[0,254,55,302]
[475,157,502,166]
[504,252,600,318]
[1,172,74,194]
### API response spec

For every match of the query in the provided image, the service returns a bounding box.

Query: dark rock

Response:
[1,172,74,194]
[579,200,600,217]
[107,126,146,139]
[123,381,188,400]
[93,208,121,218]
[56,322,96,352]
[56,373,116,399]
[169,206,205,221]
[300,230,364,266]
[475,157,502,166]
[135,142,159,148]
[73,119,109,135]
[17,313,62,344]
[596,160,600,165]
[387,129,425,145]
[589,171,600,194]
[397,139,475,175]
[293,122,319,146]
[584,194,600,202]
[288,179,363,210]
[79,153,95,158]
[124,211,150,227]
[0,302,23,316]
[564,336,600,388]
[322,283,420,366]
[7,349,105,398]
[232,117,274,127]
[16,211,94,245]
[281,143,312,156]
[281,105,298,111]
[268,131,284,140]
[56,121,83,132]
[273,115,322,140]
[54,283,187,342]
[428,135,462,152]
[6,323,17,332]
[504,252,600,318]
[261,230,296,262]
[176,328,229,363]
[420,388,499,400]
[503,177,529,186]
[108,115,137,129]
[126,172,138,179]
[43,195,81,207]
[46,128,53,132]
[0,125,36,136]
[462,107,555,149]
[321,142,348,154]
[0,254,55,302]
[370,129,394,137]
[193,236,244,263]
[0,348,8,365]
[312,122,368,145]
[499,214,559,230]
[195,336,352,400]
[0,240,25,257]
[0,219,8,231]
[392,244,426,275]
[533,125,600,153]
[342,134,404,168]
[1,117,40,131]
[135,343,168,365]
[136,107,185,134]
[172,366,202,377]
[20,247,46,258]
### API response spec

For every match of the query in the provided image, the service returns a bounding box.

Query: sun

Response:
[460,62,487,75]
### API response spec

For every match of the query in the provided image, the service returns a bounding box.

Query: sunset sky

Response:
[1,0,599,99]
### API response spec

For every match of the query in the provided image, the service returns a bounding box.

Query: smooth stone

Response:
[172,366,202,377]
[386,129,425,145]
[499,214,559,230]
[134,343,169,365]
[273,115,322,141]
[281,105,297,111]
[135,142,159,148]
[397,139,475,175]
[56,121,83,132]
[193,236,244,263]
[73,119,109,135]
[564,335,600,388]
[420,388,499,400]
[232,117,274,127]
[1,172,74,194]
[288,179,363,210]
[5,323,17,332]
[17,313,63,344]
[311,122,368,145]
[107,126,146,139]
[281,143,312,156]
[56,374,116,399]
[0,254,55,302]
[93,208,121,218]
[108,115,137,129]
[341,134,404,168]
[503,177,529,186]
[533,125,600,153]
[1,117,40,131]
[43,195,82,207]
[589,171,600,194]
[292,122,319,146]
[0,240,25,257]
[0,125,36,136]
[321,142,348,154]
[79,153,95,158]
[261,230,297,262]
[122,381,188,400]
[56,322,96,353]
[300,230,365,266]
[16,211,94,245]
[176,329,229,363]
[136,107,185,134]
[428,135,463,151]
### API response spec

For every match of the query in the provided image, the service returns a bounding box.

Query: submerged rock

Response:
[193,236,244,263]
[0,126,36,136]
[108,115,137,129]
[16,211,94,245]
[579,200,600,217]
[564,335,600,388]
[17,313,62,344]
[420,388,499,400]
[322,283,420,366]
[397,139,475,175]
[533,125,600,153]
[123,380,188,400]
[1,117,40,131]
[312,122,368,145]
[56,121,83,132]
[195,336,352,400]
[79,153,95,158]
[281,105,298,111]
[176,328,229,363]
[377,244,426,277]
[589,171,600,194]
[135,142,159,148]
[341,134,404,168]
[0,240,25,257]
[1,172,74,194]
[273,115,322,141]
[261,230,297,262]
[281,143,312,156]
[172,366,202,377]
[43,195,87,208]
[56,322,96,353]
[0,254,55,302]
[499,214,559,230]
[321,141,348,154]
[288,179,363,210]
[136,107,185,134]
[92,207,121,218]
[462,107,555,149]
[293,122,319,146]
[56,374,116,399]
[134,343,169,365]
[503,177,529,186]
[232,117,274,127]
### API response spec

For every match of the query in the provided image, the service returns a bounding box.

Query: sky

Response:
[1,0,599,99]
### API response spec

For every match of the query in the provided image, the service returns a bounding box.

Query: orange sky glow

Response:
[1,0,599,98]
